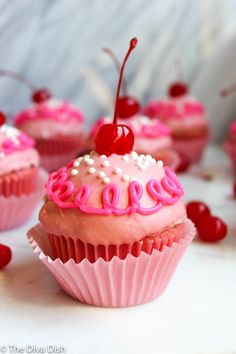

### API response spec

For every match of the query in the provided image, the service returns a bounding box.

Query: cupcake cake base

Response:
[27,220,195,307]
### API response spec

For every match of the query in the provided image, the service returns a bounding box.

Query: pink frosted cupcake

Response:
[143,82,210,167]
[86,115,180,171]
[13,88,85,172]
[224,119,236,173]
[28,38,195,307]
[0,112,46,230]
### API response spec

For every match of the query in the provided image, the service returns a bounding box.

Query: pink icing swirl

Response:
[0,126,35,155]
[13,100,84,125]
[143,98,205,120]
[46,165,183,216]
[89,116,171,139]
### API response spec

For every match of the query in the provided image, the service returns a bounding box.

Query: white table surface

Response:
[0,145,235,354]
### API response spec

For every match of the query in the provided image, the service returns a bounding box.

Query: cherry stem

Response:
[221,84,236,97]
[113,38,137,125]
[103,47,127,95]
[0,69,36,91]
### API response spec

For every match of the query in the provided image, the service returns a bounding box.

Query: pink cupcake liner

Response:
[0,167,39,197]
[0,169,47,231]
[172,135,209,164]
[39,151,80,172]
[27,220,195,307]
[35,135,85,155]
[224,140,236,173]
[47,223,186,263]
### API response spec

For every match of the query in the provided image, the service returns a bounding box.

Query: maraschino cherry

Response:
[0,69,52,104]
[95,38,137,156]
[0,111,6,127]
[168,81,188,98]
[0,244,12,269]
[103,46,140,118]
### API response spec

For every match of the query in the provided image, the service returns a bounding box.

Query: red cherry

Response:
[95,124,134,156]
[169,81,188,98]
[186,201,211,226]
[32,88,52,103]
[117,96,140,118]
[0,112,6,127]
[0,244,12,269]
[176,154,191,173]
[197,216,227,242]
[95,38,137,156]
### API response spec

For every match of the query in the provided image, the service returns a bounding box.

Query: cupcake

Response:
[13,89,85,172]
[143,82,210,167]
[28,38,195,307]
[0,112,46,230]
[224,119,236,173]
[86,115,180,170]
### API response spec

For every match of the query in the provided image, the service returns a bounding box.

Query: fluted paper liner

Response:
[0,169,47,231]
[27,220,195,307]
[173,135,209,164]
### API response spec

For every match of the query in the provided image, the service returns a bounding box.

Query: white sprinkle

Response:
[131,151,138,158]
[78,157,83,162]
[113,167,122,175]
[98,171,106,178]
[130,176,137,182]
[151,158,156,164]
[102,177,110,184]
[71,169,78,176]
[136,161,143,167]
[73,160,80,167]
[145,154,152,161]
[122,155,129,161]
[88,167,96,174]
[84,155,90,162]
[157,160,164,167]
[86,159,94,166]
[102,160,110,167]
[100,154,107,159]
[122,174,130,182]
[139,165,147,171]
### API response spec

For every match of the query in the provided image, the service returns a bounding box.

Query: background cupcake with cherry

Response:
[28,38,195,307]
[0,70,85,172]
[85,47,179,170]
[0,111,46,230]
[143,81,210,170]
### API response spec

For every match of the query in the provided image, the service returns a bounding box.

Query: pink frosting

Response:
[0,124,39,175]
[40,151,186,245]
[143,96,206,120]
[14,99,84,139]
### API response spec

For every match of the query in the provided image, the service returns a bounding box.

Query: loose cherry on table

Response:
[95,38,137,156]
[186,200,228,242]
[0,111,6,127]
[0,244,12,269]
[103,46,140,119]
[168,81,188,98]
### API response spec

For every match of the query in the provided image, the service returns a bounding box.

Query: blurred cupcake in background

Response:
[0,70,85,172]
[224,119,236,173]
[0,112,46,230]
[86,114,180,170]
[143,81,210,170]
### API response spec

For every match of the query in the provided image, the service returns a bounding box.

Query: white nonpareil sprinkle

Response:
[88,167,96,174]
[100,155,107,159]
[145,154,152,161]
[113,167,122,175]
[102,177,110,184]
[102,160,110,167]
[73,160,80,167]
[122,155,129,161]
[71,169,78,176]
[130,176,137,182]
[98,171,106,178]
[84,155,90,162]
[86,159,94,166]
[139,165,147,171]
[157,160,164,167]
[122,174,130,182]
[78,157,83,162]
[151,158,156,164]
